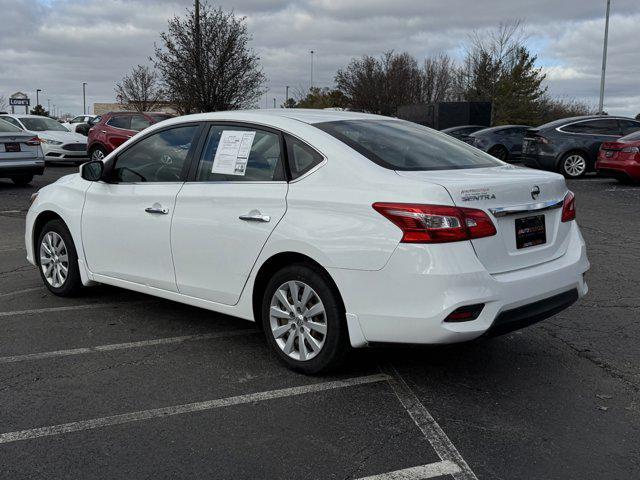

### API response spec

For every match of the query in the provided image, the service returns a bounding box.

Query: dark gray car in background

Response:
[467,125,531,161]
[522,115,640,178]
[440,125,486,142]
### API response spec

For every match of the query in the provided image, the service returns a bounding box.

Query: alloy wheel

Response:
[269,280,327,362]
[91,149,105,161]
[40,232,69,288]
[563,154,586,177]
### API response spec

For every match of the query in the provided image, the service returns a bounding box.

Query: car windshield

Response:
[315,119,502,170]
[620,130,640,142]
[19,117,69,132]
[0,118,23,133]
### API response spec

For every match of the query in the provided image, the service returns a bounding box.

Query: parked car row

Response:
[443,115,640,181]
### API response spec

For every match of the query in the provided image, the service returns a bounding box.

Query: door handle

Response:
[239,212,270,222]
[145,206,169,214]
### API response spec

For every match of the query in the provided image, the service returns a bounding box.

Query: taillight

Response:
[372,203,497,243]
[561,191,576,222]
[622,146,640,154]
[25,136,41,146]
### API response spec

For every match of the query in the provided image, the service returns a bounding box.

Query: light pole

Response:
[285,85,289,105]
[53,104,56,117]
[310,50,315,90]
[36,89,42,107]
[47,99,50,114]
[598,0,611,115]
[82,82,87,115]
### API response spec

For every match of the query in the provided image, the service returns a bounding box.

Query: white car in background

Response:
[62,115,97,134]
[25,110,589,373]
[0,114,88,163]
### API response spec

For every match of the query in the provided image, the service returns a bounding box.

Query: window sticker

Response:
[211,130,256,176]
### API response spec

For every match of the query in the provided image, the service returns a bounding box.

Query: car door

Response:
[171,123,288,305]
[104,115,135,151]
[81,123,202,291]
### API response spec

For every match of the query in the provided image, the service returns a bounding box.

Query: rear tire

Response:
[36,219,83,296]
[261,263,349,374]
[559,152,588,178]
[488,145,509,161]
[11,175,33,186]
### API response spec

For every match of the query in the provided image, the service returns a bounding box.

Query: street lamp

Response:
[47,99,50,114]
[82,82,87,115]
[36,89,42,107]
[598,0,611,115]
[310,50,315,90]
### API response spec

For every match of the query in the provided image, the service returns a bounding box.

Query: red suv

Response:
[87,111,173,161]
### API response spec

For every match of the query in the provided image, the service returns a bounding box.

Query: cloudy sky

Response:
[1,0,638,118]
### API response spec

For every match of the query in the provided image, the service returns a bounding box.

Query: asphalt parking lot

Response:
[1,166,639,480]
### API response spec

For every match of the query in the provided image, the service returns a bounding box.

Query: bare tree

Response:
[115,65,164,112]
[154,2,266,113]
[335,51,421,115]
[0,95,7,111]
[420,54,456,103]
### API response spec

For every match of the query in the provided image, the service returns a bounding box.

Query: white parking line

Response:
[381,364,478,480]
[0,300,154,318]
[0,286,44,298]
[0,329,260,364]
[357,460,461,479]
[0,373,390,444]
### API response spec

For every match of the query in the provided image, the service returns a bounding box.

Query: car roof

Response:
[534,115,638,130]
[441,125,485,132]
[472,124,531,135]
[158,109,394,126]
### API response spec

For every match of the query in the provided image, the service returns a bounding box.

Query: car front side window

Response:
[111,125,199,183]
[195,125,285,182]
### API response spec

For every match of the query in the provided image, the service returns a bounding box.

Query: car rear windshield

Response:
[150,114,173,122]
[620,130,640,142]
[315,120,501,171]
[0,118,23,133]
[20,117,69,132]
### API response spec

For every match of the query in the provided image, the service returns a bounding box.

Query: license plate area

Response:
[4,143,20,152]
[515,214,546,249]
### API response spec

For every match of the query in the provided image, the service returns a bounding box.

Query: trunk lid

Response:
[0,133,40,160]
[396,166,571,274]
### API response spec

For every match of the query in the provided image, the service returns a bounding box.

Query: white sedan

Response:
[25,110,589,373]
[1,114,88,163]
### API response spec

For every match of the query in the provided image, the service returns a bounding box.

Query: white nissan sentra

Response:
[25,110,589,373]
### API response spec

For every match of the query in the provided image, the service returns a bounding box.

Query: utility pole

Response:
[598,0,611,115]
[285,85,289,105]
[53,104,56,117]
[310,50,315,90]
[47,99,50,113]
[82,82,87,115]
[273,98,276,108]
[36,89,41,107]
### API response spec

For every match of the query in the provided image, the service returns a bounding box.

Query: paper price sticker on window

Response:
[211,130,256,176]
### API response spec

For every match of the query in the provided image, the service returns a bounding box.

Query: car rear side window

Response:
[131,115,152,132]
[107,115,131,129]
[0,118,23,133]
[113,125,199,182]
[562,119,621,135]
[619,120,640,136]
[195,125,285,182]
[285,134,323,179]
[315,120,501,171]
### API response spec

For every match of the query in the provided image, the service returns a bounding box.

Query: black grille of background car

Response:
[62,143,87,151]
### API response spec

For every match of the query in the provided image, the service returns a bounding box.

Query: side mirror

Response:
[80,160,104,181]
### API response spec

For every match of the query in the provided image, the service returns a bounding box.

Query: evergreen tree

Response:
[30,104,49,116]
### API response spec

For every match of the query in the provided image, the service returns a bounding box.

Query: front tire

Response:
[560,152,588,178]
[261,264,349,374]
[89,145,107,162]
[11,175,33,186]
[36,219,83,296]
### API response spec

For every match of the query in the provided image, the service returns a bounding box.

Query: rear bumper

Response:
[0,159,45,177]
[330,221,589,346]
[596,158,640,181]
